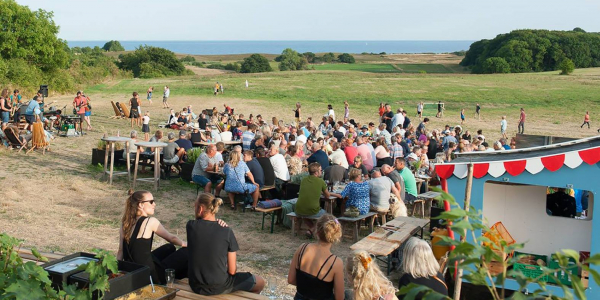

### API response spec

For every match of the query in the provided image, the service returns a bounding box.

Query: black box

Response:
[42,252,98,289]
[69,260,150,300]
[39,85,49,97]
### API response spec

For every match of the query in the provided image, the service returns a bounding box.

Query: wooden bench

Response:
[338,212,377,242]
[287,212,321,237]
[255,206,282,233]
[16,249,267,300]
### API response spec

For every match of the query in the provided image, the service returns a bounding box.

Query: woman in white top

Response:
[326,104,335,121]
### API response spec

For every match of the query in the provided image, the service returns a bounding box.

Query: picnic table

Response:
[101,136,132,185]
[132,141,168,191]
[320,183,347,215]
[350,216,430,275]
[413,191,442,218]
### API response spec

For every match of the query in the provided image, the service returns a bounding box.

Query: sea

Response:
[66,40,474,55]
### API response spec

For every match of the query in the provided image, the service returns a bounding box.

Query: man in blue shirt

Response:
[242,124,257,150]
[25,96,43,130]
[442,130,457,151]
[175,130,193,152]
[243,150,264,188]
[306,143,329,170]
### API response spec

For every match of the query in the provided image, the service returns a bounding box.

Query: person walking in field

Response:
[214,82,220,96]
[581,111,590,129]
[436,101,444,118]
[146,86,153,105]
[460,108,465,124]
[475,103,481,120]
[518,108,526,134]
[219,83,224,95]
[417,102,423,119]
[294,102,301,124]
[344,101,350,120]
[163,86,170,109]
[500,116,508,139]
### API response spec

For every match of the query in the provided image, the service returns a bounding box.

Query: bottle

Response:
[117,130,120,137]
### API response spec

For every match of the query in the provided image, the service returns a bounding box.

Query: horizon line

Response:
[65,39,477,42]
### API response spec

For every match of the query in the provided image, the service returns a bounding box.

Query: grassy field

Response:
[313,63,401,73]
[396,63,454,73]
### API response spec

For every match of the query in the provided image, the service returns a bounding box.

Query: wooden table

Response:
[350,216,430,275]
[102,136,132,185]
[415,191,442,218]
[133,141,168,191]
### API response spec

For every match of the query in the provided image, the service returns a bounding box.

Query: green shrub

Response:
[337,53,355,63]
[559,58,575,75]
[139,62,166,78]
[118,46,186,78]
[5,58,43,89]
[224,62,241,72]
[191,61,204,67]
[278,48,308,71]
[482,57,511,74]
[322,52,336,63]
[180,55,196,62]
[207,63,226,70]
[102,40,125,52]
[187,147,203,163]
[240,54,272,73]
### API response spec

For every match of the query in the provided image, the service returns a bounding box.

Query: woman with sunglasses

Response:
[117,190,190,284]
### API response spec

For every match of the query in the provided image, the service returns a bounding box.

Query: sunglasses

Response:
[140,200,155,205]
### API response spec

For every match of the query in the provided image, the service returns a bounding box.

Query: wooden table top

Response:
[101,136,132,143]
[417,191,442,199]
[134,141,168,148]
[350,216,430,256]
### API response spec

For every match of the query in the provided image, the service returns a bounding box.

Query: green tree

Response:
[278,48,308,71]
[240,54,272,73]
[303,52,316,63]
[322,52,336,63]
[573,27,586,33]
[482,57,511,73]
[118,46,186,77]
[0,0,69,71]
[180,55,196,62]
[102,40,125,52]
[337,53,355,63]
[559,58,575,75]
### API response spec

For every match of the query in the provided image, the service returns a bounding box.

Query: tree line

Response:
[461,28,600,74]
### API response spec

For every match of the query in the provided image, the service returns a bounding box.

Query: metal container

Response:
[42,252,98,289]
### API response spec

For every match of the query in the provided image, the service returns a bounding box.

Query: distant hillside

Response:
[461,28,600,73]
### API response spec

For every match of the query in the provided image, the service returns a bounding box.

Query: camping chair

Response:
[119,103,130,118]
[26,122,50,155]
[3,127,28,153]
[110,101,122,119]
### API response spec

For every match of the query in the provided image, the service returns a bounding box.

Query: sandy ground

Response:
[0,90,597,298]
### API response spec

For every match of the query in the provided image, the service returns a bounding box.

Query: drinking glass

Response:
[165,269,175,288]
[266,276,278,299]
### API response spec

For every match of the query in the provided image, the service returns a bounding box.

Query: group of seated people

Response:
[118,190,448,299]
[0,89,55,148]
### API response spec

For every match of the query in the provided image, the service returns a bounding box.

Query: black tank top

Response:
[295,243,336,300]
[122,217,159,281]
[295,109,300,118]
[130,98,139,110]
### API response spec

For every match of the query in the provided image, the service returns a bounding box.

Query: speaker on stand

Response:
[39,85,49,97]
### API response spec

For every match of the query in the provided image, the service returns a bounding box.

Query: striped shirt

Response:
[391,143,404,160]
[242,131,255,150]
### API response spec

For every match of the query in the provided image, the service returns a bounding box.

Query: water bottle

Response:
[117,130,120,137]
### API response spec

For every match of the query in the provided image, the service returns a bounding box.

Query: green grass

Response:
[313,63,401,73]
[396,64,454,73]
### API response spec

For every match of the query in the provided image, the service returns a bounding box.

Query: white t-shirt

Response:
[164,88,170,98]
[142,115,150,125]
[296,134,307,144]
[269,153,290,181]
[329,149,349,169]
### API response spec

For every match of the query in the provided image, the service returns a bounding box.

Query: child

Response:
[142,112,150,141]
[460,108,465,124]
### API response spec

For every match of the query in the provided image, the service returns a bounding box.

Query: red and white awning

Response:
[436,147,600,179]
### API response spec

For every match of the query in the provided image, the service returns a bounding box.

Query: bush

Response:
[191,61,204,67]
[337,53,355,63]
[278,48,308,71]
[303,52,316,63]
[559,58,575,75]
[224,62,241,72]
[240,54,272,73]
[102,40,125,52]
[207,63,226,70]
[118,46,186,78]
[482,57,511,74]
[322,52,336,63]
[180,55,196,62]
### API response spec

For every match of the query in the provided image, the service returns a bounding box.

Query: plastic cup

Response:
[165,269,175,288]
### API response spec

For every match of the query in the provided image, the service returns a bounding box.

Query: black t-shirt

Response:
[198,118,208,130]
[178,116,188,124]
[384,111,394,131]
[187,219,239,295]
[333,131,344,143]
[239,119,247,126]
[398,272,448,300]
[175,139,193,151]
[246,158,265,187]
[427,139,438,160]
[403,117,411,129]
[438,103,442,112]
[257,157,275,186]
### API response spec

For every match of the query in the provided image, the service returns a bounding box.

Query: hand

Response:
[217,218,229,227]
[254,183,259,188]
[181,241,187,247]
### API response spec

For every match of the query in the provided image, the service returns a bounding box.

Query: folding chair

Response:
[110,101,122,119]
[119,103,130,118]
[26,122,50,155]
[3,127,28,153]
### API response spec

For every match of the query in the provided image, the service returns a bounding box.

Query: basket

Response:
[483,222,516,261]
[512,252,549,282]
[548,255,579,287]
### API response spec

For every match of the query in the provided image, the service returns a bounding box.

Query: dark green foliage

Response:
[461,29,600,73]
[322,52,336,63]
[303,52,316,63]
[240,54,272,73]
[0,0,69,71]
[278,48,308,71]
[482,57,511,73]
[102,40,125,52]
[452,50,466,56]
[118,46,187,78]
[559,58,575,75]
[337,53,355,63]
[180,55,196,62]
[206,62,241,73]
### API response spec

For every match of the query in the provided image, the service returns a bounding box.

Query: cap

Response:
[167,132,176,140]
[361,125,368,130]
[179,130,187,136]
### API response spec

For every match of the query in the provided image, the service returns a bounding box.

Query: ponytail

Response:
[195,192,223,219]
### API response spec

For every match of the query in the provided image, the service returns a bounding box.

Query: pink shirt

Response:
[520,111,526,123]
[357,144,374,171]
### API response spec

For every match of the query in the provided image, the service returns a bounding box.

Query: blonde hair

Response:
[349,168,362,181]
[316,214,341,244]
[228,150,241,168]
[194,192,223,219]
[402,237,440,278]
[348,250,396,300]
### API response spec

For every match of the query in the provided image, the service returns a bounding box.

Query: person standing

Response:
[344,101,350,120]
[163,86,170,109]
[9,89,22,123]
[460,108,465,125]
[130,92,141,128]
[475,103,481,120]
[142,112,151,141]
[436,101,443,118]
[383,104,394,133]
[219,83,224,95]
[417,102,423,119]
[82,92,93,131]
[294,102,301,124]
[146,86,153,105]
[72,91,87,133]
[378,103,385,122]
[518,108,526,134]
[500,116,508,139]
[245,80,249,88]
[0,89,11,129]
[581,111,590,129]
[214,82,220,96]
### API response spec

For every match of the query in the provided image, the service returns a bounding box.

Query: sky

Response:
[16,0,600,41]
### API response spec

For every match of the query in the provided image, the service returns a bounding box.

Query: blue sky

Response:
[17,0,600,41]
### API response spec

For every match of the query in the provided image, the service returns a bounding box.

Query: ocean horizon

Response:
[66,40,474,55]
